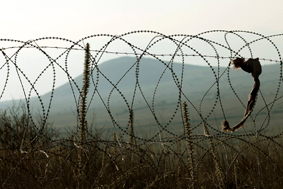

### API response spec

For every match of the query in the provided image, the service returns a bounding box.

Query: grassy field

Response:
[1,54,282,188]
[1,104,283,188]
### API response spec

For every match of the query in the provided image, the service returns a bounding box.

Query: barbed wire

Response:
[0,30,283,188]
[2,45,282,63]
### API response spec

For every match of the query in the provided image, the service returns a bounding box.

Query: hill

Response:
[1,56,282,136]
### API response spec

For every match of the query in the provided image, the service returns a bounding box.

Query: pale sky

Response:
[1,0,282,39]
[0,0,283,101]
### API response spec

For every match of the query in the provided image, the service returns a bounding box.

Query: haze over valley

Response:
[1,56,282,136]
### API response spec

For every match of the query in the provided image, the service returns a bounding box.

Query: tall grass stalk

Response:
[176,139,182,189]
[203,122,225,188]
[78,43,91,186]
[182,101,195,188]
[129,109,135,162]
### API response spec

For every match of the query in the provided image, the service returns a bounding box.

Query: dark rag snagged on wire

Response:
[222,58,262,132]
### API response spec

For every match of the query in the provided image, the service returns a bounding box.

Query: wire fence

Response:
[0,30,283,188]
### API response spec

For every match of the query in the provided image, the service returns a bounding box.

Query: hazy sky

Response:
[0,0,282,101]
[1,0,282,39]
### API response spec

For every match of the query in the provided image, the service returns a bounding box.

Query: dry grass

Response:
[1,105,283,188]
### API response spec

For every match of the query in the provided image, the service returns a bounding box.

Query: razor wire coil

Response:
[0,30,283,187]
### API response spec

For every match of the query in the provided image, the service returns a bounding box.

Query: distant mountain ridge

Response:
[0,56,282,135]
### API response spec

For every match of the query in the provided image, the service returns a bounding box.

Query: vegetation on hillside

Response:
[1,57,282,131]
[0,102,283,188]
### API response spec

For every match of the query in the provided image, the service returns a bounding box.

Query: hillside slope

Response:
[1,56,282,135]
